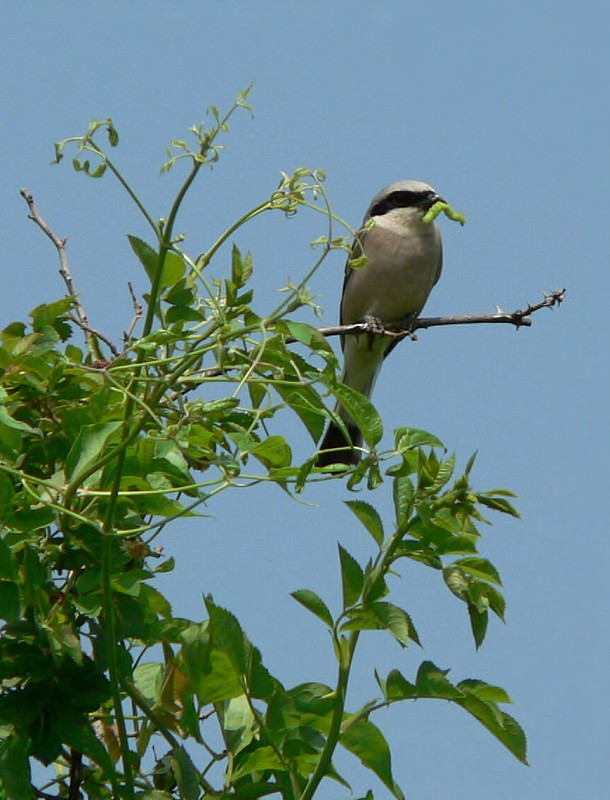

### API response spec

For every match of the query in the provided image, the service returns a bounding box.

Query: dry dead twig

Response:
[20,188,104,356]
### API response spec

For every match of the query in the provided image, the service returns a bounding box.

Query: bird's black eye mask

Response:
[369,189,436,217]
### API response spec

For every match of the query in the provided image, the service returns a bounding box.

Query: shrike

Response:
[317,179,444,467]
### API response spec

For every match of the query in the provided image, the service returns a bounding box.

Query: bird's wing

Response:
[339,226,368,345]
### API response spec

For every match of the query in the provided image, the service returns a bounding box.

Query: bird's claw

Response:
[363,315,386,335]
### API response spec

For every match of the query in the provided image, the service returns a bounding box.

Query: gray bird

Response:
[317,180,444,467]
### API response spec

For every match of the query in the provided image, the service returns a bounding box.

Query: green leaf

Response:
[165,305,204,323]
[29,298,74,337]
[231,243,253,288]
[291,589,334,628]
[392,474,414,532]
[282,682,336,727]
[366,460,383,490]
[171,746,201,800]
[8,506,54,533]
[0,580,21,621]
[162,285,195,307]
[340,602,419,647]
[415,661,463,699]
[250,435,292,469]
[248,380,267,409]
[205,596,247,674]
[344,500,384,545]
[338,544,364,608]
[223,694,257,755]
[0,735,34,800]
[0,536,16,580]
[0,406,38,434]
[275,383,327,441]
[232,745,284,781]
[0,421,22,459]
[394,427,444,451]
[340,606,381,634]
[477,492,520,518]
[458,679,512,704]
[340,718,403,799]
[2,320,26,338]
[56,712,114,773]
[160,251,186,288]
[464,450,478,475]
[383,669,417,700]
[431,452,456,491]
[332,383,383,447]
[191,650,243,705]
[453,557,502,585]
[65,420,123,481]
[482,583,506,621]
[468,602,489,649]
[371,602,420,647]
[455,685,528,764]
[246,643,277,701]
[282,320,332,352]
[443,565,470,599]
[128,234,158,282]
[134,662,163,704]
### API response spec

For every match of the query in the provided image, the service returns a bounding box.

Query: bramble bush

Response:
[0,88,525,800]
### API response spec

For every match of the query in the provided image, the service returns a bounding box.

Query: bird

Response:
[317,179,444,467]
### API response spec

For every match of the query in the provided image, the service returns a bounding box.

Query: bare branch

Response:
[67,314,119,356]
[177,290,566,386]
[20,188,100,355]
[318,289,567,340]
[123,281,143,344]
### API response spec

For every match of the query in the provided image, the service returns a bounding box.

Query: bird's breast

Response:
[341,221,441,326]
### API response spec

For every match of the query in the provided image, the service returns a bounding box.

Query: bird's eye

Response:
[369,189,432,217]
[390,191,423,207]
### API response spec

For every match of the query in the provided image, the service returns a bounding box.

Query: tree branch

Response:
[20,188,102,357]
[317,288,566,340]
[67,314,118,356]
[183,289,566,383]
[123,281,143,344]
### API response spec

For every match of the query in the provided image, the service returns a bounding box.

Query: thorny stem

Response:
[179,289,567,382]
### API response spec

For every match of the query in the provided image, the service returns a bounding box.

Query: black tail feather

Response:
[316,421,362,467]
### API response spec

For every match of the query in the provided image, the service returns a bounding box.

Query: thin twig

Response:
[20,188,101,356]
[20,189,87,326]
[318,288,567,340]
[67,314,119,356]
[123,281,143,344]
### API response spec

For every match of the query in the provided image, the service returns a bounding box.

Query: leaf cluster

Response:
[0,91,524,800]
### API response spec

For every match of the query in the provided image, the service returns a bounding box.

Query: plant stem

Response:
[299,631,360,800]
[101,533,135,800]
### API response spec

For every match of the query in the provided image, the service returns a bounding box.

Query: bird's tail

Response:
[316,418,362,467]
[316,364,377,467]
[316,335,385,467]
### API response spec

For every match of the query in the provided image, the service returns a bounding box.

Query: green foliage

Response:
[0,90,524,800]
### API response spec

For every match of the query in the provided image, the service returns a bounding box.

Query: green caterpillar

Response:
[423,200,466,226]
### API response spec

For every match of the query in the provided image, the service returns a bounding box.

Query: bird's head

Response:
[365,180,444,224]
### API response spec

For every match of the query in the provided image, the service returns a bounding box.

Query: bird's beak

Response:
[422,193,445,210]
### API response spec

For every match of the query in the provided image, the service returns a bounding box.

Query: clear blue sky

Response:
[2,2,609,798]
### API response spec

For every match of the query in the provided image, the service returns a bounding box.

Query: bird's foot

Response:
[362,315,386,349]
[363,315,386,335]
